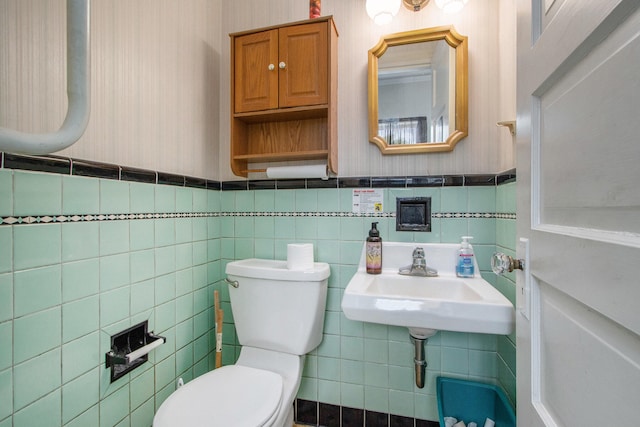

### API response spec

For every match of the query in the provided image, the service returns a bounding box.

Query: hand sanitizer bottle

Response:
[456,236,475,278]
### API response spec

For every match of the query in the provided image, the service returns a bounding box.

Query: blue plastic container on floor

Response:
[436,377,516,427]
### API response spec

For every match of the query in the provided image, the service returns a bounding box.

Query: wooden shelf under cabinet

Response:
[232,117,328,159]
[233,104,329,123]
[230,16,338,177]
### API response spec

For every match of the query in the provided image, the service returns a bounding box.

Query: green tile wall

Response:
[216,184,517,422]
[1,170,220,427]
[0,167,517,426]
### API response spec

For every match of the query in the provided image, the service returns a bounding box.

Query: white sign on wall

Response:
[352,189,384,213]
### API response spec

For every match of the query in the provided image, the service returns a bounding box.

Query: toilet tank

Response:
[225,258,330,355]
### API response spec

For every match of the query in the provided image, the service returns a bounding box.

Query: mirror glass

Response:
[368,26,468,154]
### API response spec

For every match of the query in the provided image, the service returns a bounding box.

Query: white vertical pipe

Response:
[0,0,90,154]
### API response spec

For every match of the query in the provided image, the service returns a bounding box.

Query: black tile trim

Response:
[339,177,372,188]
[464,174,497,186]
[206,180,222,191]
[72,159,121,180]
[342,407,364,427]
[157,172,185,186]
[185,176,208,189]
[4,152,71,175]
[497,168,517,185]
[248,179,277,190]
[295,399,318,425]
[0,153,516,193]
[318,402,340,427]
[222,181,248,191]
[365,410,389,426]
[390,414,415,427]
[372,177,408,188]
[294,399,441,427]
[121,166,157,184]
[275,178,307,190]
[307,177,339,189]
[407,176,445,187]
[443,175,465,186]
[245,177,341,190]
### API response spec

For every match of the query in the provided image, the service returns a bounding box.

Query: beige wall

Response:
[218,0,516,181]
[0,0,515,181]
[0,0,221,180]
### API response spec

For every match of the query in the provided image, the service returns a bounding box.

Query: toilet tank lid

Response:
[226,258,330,282]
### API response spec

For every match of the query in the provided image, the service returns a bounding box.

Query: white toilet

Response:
[153,258,330,427]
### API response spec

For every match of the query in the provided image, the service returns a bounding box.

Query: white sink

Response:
[341,242,515,336]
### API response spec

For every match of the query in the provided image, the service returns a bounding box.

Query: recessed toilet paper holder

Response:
[105,320,166,382]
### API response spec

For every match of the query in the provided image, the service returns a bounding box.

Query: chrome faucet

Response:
[399,247,438,277]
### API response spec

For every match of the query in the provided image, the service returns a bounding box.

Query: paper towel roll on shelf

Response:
[266,164,328,180]
[287,243,314,270]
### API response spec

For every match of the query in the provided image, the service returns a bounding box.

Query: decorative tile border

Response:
[0,212,211,226]
[0,211,516,226]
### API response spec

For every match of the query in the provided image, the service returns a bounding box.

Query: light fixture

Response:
[367,0,468,25]
[366,0,401,25]
[402,0,429,12]
[434,0,469,14]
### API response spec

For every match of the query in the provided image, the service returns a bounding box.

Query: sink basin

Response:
[367,275,482,301]
[341,242,515,335]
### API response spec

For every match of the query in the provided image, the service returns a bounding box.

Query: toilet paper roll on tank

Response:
[287,243,315,271]
[266,164,328,180]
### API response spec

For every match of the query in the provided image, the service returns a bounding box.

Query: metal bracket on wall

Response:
[497,120,516,136]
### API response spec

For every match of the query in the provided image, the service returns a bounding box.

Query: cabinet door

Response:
[234,29,279,113]
[278,22,328,108]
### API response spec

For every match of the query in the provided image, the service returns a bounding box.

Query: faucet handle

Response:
[413,247,425,258]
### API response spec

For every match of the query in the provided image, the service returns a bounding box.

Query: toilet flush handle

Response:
[225,277,239,288]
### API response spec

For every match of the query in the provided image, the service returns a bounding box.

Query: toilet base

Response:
[280,406,293,427]
[236,346,304,427]
[153,347,305,427]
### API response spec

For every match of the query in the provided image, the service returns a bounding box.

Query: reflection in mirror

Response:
[378,40,452,144]
[368,26,467,154]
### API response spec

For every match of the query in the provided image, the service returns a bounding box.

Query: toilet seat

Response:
[153,365,283,427]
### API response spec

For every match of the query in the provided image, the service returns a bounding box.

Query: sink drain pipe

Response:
[411,334,427,388]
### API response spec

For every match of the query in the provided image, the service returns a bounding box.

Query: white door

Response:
[516,1,640,426]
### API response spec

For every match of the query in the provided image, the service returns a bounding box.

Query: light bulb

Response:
[435,0,468,14]
[366,0,402,25]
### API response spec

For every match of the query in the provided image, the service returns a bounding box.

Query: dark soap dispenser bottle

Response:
[366,222,382,274]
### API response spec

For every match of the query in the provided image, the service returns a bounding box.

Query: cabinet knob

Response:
[279,61,286,69]
[268,63,275,71]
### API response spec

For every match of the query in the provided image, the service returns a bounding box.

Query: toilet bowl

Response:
[153,364,282,427]
[153,258,330,427]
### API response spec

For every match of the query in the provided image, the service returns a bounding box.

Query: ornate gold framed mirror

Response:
[368,26,468,154]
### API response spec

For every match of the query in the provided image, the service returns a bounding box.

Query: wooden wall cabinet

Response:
[230,16,338,177]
